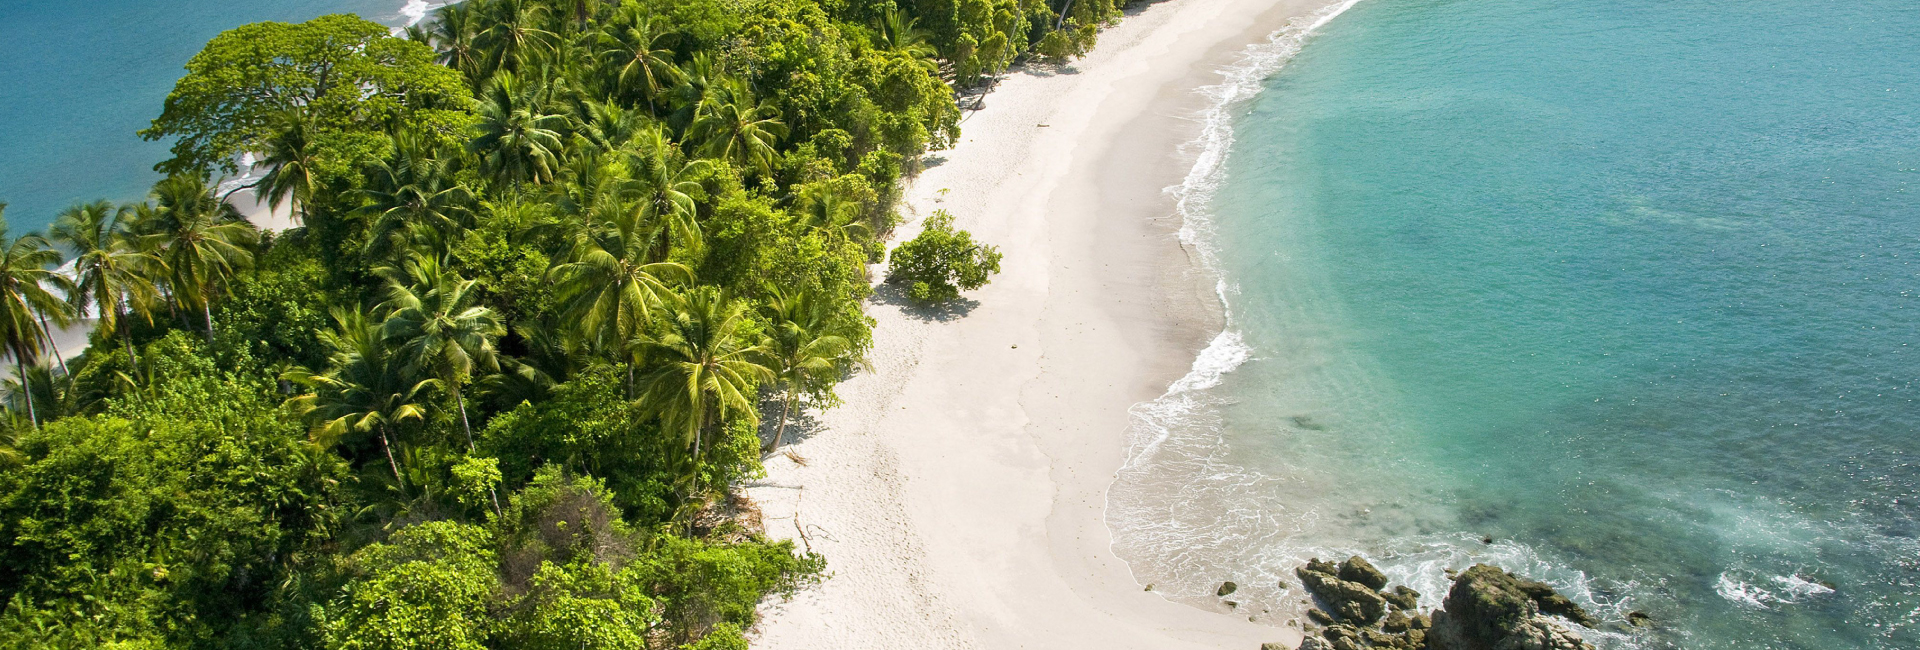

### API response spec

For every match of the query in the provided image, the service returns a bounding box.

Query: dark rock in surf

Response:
[1427,564,1595,650]
[1340,556,1391,591]
[1218,581,1239,597]
[1384,585,1421,610]
[1298,561,1389,624]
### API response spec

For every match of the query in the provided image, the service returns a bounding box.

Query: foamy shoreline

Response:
[746,0,1336,647]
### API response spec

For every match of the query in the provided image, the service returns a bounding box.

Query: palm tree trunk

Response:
[772,382,797,451]
[378,422,405,488]
[201,293,216,345]
[15,352,35,430]
[452,384,503,518]
[118,306,139,378]
[453,383,476,451]
[36,319,68,376]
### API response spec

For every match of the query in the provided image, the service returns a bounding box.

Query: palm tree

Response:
[877,8,938,70]
[760,287,853,451]
[791,181,873,245]
[248,110,322,225]
[556,0,603,31]
[627,126,709,256]
[688,78,787,179]
[548,200,691,382]
[664,52,719,136]
[49,201,162,367]
[577,100,649,153]
[476,0,555,75]
[431,2,486,83]
[376,253,505,453]
[357,133,474,258]
[598,8,681,114]
[0,206,73,428]
[1,360,78,426]
[472,71,570,189]
[285,307,433,487]
[138,174,259,342]
[634,287,772,485]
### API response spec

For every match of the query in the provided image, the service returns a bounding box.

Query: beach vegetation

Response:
[886,210,1003,304]
[0,0,1138,645]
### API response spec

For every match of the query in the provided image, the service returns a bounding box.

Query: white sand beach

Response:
[747,0,1331,647]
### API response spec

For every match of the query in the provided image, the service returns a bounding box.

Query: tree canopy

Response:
[0,0,1124,645]
[141,14,470,176]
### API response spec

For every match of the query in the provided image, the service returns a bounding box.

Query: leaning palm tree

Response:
[138,174,259,342]
[285,307,433,487]
[0,206,73,428]
[49,201,162,366]
[376,253,505,453]
[598,7,681,114]
[634,287,772,485]
[248,110,322,225]
[688,78,787,179]
[472,71,570,189]
[760,286,854,451]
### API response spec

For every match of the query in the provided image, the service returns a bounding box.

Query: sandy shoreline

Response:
[747,0,1329,647]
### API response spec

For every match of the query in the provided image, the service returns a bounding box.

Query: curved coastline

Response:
[746,0,1337,647]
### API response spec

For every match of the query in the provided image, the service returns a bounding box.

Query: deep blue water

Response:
[0,0,421,231]
[1111,0,1919,648]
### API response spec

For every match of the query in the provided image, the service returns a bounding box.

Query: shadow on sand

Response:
[869,280,981,322]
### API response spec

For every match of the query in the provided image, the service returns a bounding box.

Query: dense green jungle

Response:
[0,0,1110,646]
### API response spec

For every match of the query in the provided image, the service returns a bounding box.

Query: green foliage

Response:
[141,14,469,176]
[220,236,340,370]
[886,210,1002,304]
[0,0,1145,645]
[324,521,497,650]
[680,622,748,650]
[0,335,344,645]
[640,536,822,644]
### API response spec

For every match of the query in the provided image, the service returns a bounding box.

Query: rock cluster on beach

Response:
[1289,558,1597,650]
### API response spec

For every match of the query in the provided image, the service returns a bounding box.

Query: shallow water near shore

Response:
[0,0,429,230]
[1109,0,1920,647]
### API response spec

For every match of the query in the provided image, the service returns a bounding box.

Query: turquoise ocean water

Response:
[0,0,432,231]
[1109,0,1919,648]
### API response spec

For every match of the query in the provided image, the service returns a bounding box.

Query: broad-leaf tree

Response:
[140,13,468,176]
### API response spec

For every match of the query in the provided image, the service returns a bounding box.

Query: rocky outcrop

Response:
[1287,560,1595,650]
[1426,565,1596,650]
[1297,557,1390,624]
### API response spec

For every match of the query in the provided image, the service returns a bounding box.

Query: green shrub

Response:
[886,210,1002,304]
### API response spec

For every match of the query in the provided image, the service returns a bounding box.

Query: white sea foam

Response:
[1105,0,1371,616]
[399,0,435,27]
[1123,0,1366,468]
